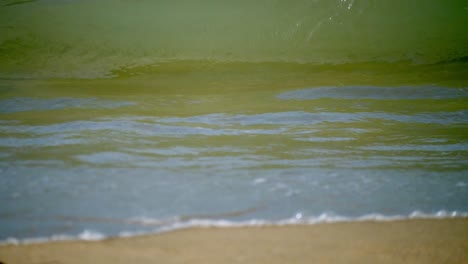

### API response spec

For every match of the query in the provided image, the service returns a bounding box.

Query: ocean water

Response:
[0,0,467,243]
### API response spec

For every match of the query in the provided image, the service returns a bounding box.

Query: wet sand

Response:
[1,218,467,264]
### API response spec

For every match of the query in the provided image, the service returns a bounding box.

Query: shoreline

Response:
[1,218,467,264]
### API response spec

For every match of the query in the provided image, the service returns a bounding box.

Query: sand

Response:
[1,218,467,264]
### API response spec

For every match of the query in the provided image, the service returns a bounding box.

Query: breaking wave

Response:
[0,0,467,78]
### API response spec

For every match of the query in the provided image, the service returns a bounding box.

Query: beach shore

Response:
[1,218,467,264]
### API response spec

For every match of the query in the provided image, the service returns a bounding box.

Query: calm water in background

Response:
[0,0,467,241]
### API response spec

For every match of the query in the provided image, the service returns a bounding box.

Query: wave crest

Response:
[1,0,467,78]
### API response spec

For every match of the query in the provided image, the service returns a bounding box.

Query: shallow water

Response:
[1,63,467,241]
[0,0,467,242]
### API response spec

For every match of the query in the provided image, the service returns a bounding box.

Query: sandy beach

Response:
[1,218,467,264]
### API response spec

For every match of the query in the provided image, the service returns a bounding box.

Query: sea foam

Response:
[1,211,466,246]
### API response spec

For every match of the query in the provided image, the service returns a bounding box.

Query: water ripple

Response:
[0,97,135,114]
[278,86,468,100]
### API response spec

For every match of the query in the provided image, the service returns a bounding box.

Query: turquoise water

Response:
[0,0,467,242]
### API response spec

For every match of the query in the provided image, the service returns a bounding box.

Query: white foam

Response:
[78,230,106,241]
[1,211,467,245]
[0,230,105,246]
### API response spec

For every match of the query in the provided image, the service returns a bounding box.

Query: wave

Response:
[2,211,467,245]
[0,0,467,78]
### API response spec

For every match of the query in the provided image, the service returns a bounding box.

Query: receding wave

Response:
[0,0,467,78]
[2,211,467,245]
